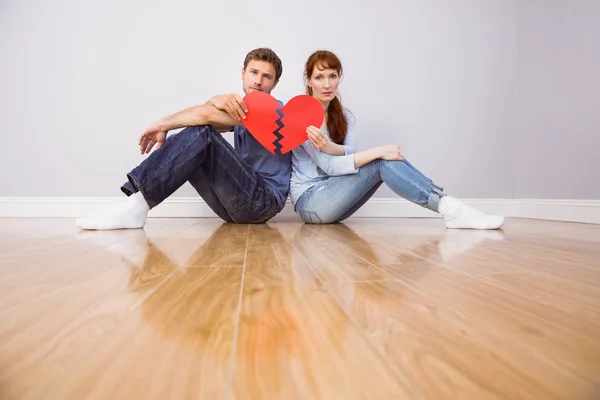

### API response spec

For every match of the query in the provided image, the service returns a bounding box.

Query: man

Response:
[76,48,291,230]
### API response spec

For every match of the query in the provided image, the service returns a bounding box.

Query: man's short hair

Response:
[243,48,283,81]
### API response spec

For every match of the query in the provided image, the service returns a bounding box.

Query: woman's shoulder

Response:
[343,107,356,127]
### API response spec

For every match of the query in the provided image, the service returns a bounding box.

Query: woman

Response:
[291,50,504,229]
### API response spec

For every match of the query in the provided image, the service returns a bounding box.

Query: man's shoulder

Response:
[234,125,248,133]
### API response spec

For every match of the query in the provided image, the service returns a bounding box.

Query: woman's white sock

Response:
[438,196,505,230]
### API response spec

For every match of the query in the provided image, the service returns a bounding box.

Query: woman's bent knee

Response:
[297,210,340,224]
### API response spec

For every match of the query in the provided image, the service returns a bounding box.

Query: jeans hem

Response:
[123,172,158,209]
[427,187,445,213]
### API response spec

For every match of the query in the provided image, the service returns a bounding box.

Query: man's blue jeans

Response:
[294,159,445,224]
[121,126,279,223]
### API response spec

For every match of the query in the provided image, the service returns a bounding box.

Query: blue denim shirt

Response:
[234,125,292,211]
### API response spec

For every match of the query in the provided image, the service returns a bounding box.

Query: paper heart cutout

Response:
[278,95,325,154]
[241,92,282,155]
[242,91,324,155]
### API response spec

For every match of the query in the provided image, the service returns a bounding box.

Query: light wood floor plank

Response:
[0,217,598,399]
[231,225,413,399]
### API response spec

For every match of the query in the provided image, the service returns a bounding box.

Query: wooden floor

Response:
[1,217,599,400]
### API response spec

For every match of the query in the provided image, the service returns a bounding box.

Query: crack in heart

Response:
[273,108,285,155]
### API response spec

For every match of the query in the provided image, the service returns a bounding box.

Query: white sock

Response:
[76,192,150,230]
[438,196,505,230]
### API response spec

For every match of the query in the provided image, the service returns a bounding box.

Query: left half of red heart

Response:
[241,91,282,155]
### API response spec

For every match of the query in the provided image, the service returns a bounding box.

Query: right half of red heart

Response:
[278,95,324,154]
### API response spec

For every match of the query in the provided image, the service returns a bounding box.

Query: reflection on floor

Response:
[1,217,599,399]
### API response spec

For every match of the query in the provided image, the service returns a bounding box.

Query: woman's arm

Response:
[320,141,346,156]
[301,139,404,176]
[302,122,404,172]
[299,140,358,176]
[306,126,346,155]
[352,147,382,168]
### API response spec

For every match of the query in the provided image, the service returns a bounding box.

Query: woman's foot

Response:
[439,196,505,230]
[76,192,150,230]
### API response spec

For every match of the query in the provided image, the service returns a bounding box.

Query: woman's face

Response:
[308,64,340,103]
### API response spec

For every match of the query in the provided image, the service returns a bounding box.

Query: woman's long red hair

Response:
[304,50,351,145]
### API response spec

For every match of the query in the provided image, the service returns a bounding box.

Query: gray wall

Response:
[516,0,600,199]
[0,1,596,200]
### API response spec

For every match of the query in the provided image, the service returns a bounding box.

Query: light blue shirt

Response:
[290,118,358,206]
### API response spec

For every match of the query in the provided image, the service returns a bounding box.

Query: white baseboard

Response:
[513,199,600,224]
[0,197,598,224]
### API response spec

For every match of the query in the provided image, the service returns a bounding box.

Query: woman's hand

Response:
[378,144,404,161]
[306,126,329,149]
[306,126,346,155]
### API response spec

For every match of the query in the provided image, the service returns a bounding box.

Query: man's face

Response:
[241,60,278,95]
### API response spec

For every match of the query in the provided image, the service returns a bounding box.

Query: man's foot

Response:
[439,196,505,230]
[76,192,150,230]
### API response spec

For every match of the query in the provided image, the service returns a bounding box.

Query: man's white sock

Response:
[76,192,150,230]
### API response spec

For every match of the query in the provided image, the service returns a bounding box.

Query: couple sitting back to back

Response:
[76,47,504,231]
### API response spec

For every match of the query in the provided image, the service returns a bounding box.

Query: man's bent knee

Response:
[178,125,217,140]
[167,125,219,153]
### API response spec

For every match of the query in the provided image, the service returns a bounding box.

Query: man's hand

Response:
[378,144,404,161]
[210,94,248,121]
[307,126,329,149]
[139,123,168,155]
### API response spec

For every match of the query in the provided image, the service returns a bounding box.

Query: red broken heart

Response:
[241,91,324,155]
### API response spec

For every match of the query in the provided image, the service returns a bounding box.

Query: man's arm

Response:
[157,104,243,132]
[207,93,248,121]
[157,92,249,131]
[139,93,248,154]
[138,103,243,154]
